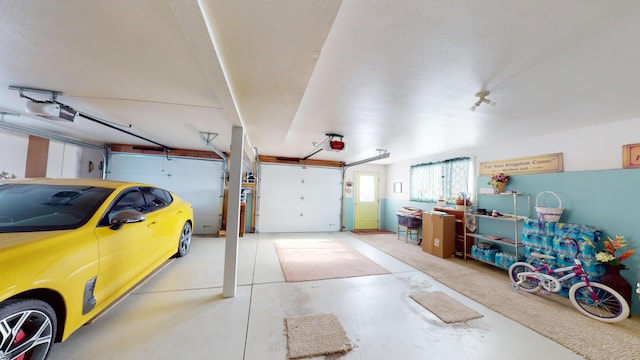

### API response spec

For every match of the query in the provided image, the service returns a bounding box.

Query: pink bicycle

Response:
[509,248,629,323]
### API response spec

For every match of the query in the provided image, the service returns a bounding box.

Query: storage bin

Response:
[397,214,421,228]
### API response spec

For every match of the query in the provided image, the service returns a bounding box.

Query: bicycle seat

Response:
[530,252,555,260]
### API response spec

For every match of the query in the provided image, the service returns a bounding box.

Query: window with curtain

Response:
[410,157,472,202]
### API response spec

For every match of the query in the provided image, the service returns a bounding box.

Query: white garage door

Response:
[258,163,342,232]
[107,153,224,235]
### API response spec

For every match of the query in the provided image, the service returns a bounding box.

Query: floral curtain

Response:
[410,157,471,202]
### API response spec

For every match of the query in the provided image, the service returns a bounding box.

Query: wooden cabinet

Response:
[433,207,470,258]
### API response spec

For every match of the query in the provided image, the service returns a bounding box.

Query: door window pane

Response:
[359,175,375,202]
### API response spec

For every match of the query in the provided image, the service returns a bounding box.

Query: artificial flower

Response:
[488,173,510,187]
[594,235,635,267]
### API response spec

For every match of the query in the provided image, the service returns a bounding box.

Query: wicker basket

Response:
[535,191,563,223]
[493,182,506,194]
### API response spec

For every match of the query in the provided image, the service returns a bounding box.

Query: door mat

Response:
[284,313,353,359]
[410,291,483,323]
[274,239,390,282]
[351,229,395,234]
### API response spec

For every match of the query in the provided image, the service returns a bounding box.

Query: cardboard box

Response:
[421,216,432,254]
[423,211,455,258]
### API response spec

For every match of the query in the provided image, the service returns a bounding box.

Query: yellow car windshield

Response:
[0,184,113,232]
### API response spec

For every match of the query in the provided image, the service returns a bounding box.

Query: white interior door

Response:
[258,163,342,232]
[107,153,223,235]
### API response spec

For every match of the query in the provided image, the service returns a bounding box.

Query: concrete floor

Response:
[49,232,583,360]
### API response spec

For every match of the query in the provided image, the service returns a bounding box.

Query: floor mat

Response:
[351,230,395,234]
[284,313,352,359]
[410,291,484,323]
[274,239,390,282]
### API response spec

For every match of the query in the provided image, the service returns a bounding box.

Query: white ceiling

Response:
[1,1,639,165]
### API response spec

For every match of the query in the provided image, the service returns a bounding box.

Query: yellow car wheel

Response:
[0,299,57,360]
[176,222,192,257]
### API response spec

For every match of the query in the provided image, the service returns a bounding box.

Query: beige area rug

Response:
[411,291,484,323]
[274,239,390,282]
[352,233,640,360]
[284,313,353,359]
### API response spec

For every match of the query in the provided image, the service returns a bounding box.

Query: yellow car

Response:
[0,178,194,360]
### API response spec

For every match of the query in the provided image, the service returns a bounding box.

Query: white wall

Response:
[46,141,104,178]
[387,117,640,201]
[473,118,640,172]
[79,147,106,179]
[0,131,104,179]
[3,115,637,187]
[0,131,28,178]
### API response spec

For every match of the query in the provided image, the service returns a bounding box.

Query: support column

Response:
[223,126,244,298]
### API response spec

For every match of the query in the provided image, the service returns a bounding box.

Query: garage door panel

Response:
[259,164,303,196]
[258,163,341,233]
[107,154,223,235]
[301,166,341,185]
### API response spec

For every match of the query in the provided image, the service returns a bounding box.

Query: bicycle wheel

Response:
[569,282,630,323]
[508,262,541,293]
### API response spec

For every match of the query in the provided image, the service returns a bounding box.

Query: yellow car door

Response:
[140,187,176,260]
[92,188,155,305]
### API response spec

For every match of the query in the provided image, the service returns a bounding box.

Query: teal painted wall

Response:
[381,198,434,233]
[369,168,640,314]
[480,169,640,314]
[344,197,354,231]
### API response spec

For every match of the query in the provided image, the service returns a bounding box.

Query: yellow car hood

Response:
[0,230,69,251]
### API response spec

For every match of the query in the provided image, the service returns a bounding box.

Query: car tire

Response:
[0,299,57,360]
[176,221,192,257]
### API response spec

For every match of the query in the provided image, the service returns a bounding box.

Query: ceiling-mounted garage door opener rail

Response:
[8,85,173,151]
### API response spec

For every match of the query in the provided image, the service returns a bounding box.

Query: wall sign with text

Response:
[479,153,564,176]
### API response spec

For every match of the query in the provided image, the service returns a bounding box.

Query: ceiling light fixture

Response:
[470,90,496,111]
